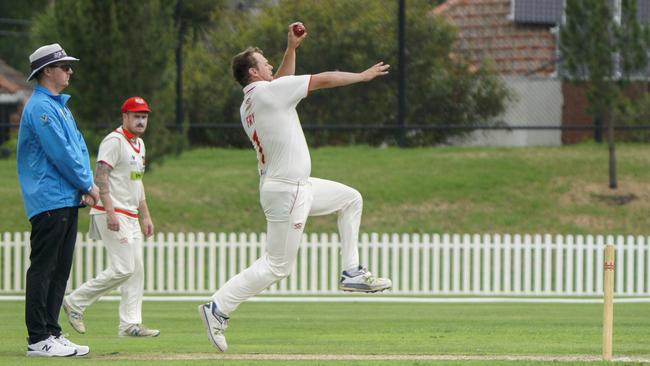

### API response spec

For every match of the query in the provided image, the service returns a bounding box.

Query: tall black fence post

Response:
[594,115,603,143]
[397,0,406,147]
[174,0,185,134]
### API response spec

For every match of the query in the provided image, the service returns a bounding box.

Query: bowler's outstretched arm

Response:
[309,62,390,91]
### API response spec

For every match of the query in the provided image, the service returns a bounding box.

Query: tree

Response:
[30,0,183,165]
[0,1,49,70]
[183,0,510,147]
[560,0,650,189]
[173,0,225,133]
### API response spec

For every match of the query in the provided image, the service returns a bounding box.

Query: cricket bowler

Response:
[198,22,392,352]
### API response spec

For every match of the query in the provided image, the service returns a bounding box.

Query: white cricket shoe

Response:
[26,336,77,357]
[119,324,160,337]
[340,266,392,293]
[62,296,86,334]
[198,302,228,352]
[53,334,90,356]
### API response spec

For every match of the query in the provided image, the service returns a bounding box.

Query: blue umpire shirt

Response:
[17,84,93,220]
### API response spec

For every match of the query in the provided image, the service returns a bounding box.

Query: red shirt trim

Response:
[92,205,138,219]
[122,127,136,140]
[114,127,141,153]
[97,160,113,169]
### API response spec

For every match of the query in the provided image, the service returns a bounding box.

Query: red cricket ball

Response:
[292,23,305,37]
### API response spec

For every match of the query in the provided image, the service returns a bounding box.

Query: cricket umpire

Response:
[17,43,98,357]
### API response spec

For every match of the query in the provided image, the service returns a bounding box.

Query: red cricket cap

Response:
[121,96,151,113]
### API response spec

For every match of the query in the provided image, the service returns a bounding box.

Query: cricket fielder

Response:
[199,22,392,352]
[63,96,159,337]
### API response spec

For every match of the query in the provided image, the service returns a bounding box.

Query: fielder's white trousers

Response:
[67,214,144,331]
[213,177,362,315]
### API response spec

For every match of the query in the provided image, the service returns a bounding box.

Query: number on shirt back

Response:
[245,113,255,127]
[251,130,265,164]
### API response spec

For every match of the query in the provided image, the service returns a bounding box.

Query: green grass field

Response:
[1,300,649,365]
[3,145,650,365]
[2,144,650,235]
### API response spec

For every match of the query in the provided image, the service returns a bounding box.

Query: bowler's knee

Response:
[346,188,363,210]
[352,189,362,204]
[270,265,293,279]
[112,264,136,281]
[267,260,293,280]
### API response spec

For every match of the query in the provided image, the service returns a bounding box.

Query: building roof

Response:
[635,0,650,23]
[0,58,30,95]
[433,0,558,77]
[512,0,650,25]
[513,0,563,25]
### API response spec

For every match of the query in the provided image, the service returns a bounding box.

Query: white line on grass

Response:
[1,295,650,303]
[97,353,650,363]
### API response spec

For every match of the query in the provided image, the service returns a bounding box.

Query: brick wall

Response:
[434,0,557,77]
[561,83,593,144]
[562,82,650,144]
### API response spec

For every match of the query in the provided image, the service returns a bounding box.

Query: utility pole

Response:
[174,0,185,134]
[397,0,406,147]
[608,0,621,189]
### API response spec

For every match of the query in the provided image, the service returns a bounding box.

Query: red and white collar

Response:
[115,127,141,153]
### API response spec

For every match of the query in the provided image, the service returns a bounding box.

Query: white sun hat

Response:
[27,43,79,81]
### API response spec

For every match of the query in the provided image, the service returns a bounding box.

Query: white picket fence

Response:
[1,232,650,296]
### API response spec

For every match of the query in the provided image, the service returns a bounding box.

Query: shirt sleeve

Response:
[96,136,121,169]
[29,103,94,192]
[266,75,312,107]
[77,125,93,189]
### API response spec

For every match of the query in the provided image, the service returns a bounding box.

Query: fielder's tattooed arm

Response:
[95,161,120,231]
[95,162,112,197]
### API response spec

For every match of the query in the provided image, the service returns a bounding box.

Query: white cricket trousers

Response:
[66,214,144,331]
[213,177,363,315]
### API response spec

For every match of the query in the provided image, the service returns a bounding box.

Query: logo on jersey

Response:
[40,113,48,124]
[293,223,303,230]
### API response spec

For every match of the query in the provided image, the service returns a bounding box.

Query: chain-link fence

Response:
[3,0,650,149]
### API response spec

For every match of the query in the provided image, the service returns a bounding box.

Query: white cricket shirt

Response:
[240,75,312,182]
[90,127,146,218]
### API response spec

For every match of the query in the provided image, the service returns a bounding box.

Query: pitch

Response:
[1,300,648,365]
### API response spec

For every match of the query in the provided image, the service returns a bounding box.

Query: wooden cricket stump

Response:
[602,244,615,361]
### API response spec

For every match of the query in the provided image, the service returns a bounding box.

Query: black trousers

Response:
[25,207,78,344]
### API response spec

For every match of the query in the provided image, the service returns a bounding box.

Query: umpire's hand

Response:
[81,194,95,207]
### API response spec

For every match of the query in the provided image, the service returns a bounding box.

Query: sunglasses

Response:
[50,63,73,71]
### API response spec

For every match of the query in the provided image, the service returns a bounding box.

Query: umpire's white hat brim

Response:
[27,43,79,81]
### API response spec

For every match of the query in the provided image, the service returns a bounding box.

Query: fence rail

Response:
[1,232,649,296]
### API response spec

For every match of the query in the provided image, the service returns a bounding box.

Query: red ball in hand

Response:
[292,23,305,37]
